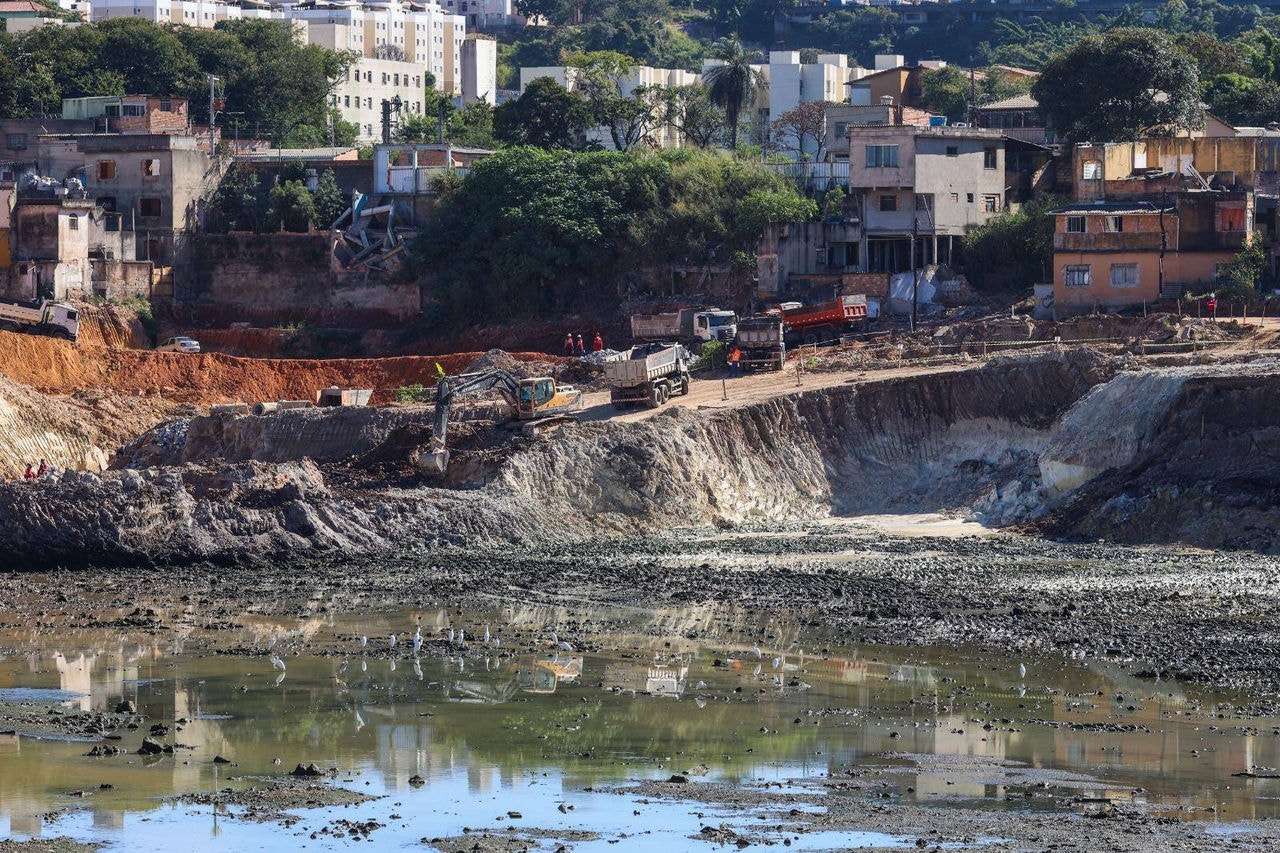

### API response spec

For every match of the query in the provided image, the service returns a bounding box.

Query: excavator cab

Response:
[514,377,578,420]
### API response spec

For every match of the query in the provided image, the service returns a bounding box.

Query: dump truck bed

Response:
[604,344,684,384]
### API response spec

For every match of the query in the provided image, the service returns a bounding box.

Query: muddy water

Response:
[1,603,1278,851]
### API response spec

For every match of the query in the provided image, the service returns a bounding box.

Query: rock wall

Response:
[0,350,1117,567]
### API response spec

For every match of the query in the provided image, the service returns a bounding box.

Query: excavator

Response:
[420,369,584,472]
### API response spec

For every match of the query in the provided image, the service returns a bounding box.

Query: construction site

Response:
[4,304,1280,851]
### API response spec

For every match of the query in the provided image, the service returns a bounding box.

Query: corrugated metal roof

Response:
[980,93,1039,111]
[1050,201,1174,215]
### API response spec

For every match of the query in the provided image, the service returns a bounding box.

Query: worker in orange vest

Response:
[729,345,742,376]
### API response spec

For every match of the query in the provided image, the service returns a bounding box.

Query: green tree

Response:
[265,180,317,233]
[207,165,265,233]
[662,85,725,149]
[450,99,497,149]
[1219,235,1269,300]
[312,169,348,228]
[961,195,1063,291]
[918,66,974,123]
[417,148,813,321]
[1032,28,1203,142]
[494,77,596,149]
[95,17,199,99]
[567,51,664,151]
[703,35,766,153]
[1204,73,1280,125]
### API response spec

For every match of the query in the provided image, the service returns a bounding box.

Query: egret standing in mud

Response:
[360,635,368,649]
[389,634,398,650]
[1019,662,1027,680]
[413,627,423,656]
[482,623,490,645]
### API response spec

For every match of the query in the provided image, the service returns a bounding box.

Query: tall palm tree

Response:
[703,35,766,154]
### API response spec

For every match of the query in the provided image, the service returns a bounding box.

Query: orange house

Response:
[1051,193,1252,317]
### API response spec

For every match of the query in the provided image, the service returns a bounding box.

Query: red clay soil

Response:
[0,329,564,407]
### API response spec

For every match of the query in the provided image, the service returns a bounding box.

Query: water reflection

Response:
[0,603,1276,846]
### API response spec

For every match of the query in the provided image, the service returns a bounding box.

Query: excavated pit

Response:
[2,348,1279,567]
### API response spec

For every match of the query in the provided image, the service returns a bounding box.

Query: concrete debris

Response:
[330,190,413,272]
[580,349,625,366]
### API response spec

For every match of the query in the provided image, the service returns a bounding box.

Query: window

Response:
[966,193,974,203]
[1221,207,1246,231]
[159,99,172,112]
[1082,160,1102,180]
[123,103,144,117]
[949,192,959,203]
[104,214,120,233]
[1064,265,1091,287]
[983,195,999,212]
[865,144,899,168]
[1110,263,1139,288]
[915,193,933,212]
[879,194,898,212]
[1066,216,1086,233]
[97,160,116,180]
[1102,215,1123,232]
[983,146,998,169]
[945,145,958,157]
[833,121,848,138]
[105,104,121,117]
[67,215,79,231]
[5,133,27,150]
[139,198,162,218]
[142,159,160,177]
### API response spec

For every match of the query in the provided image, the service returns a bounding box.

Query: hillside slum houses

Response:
[760,90,1280,319]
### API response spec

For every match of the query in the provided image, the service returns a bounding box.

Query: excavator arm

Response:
[421,369,521,472]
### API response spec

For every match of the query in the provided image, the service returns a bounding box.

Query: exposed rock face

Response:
[2,349,1277,568]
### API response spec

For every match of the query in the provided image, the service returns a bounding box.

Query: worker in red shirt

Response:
[592,332,604,352]
[563,333,574,355]
[23,463,35,481]
[1207,294,1218,319]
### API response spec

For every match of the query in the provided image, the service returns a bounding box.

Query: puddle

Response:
[0,601,1277,849]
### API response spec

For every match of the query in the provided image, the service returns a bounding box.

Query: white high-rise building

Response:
[461,35,496,104]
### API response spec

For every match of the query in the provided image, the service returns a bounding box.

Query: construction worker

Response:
[592,332,604,352]
[36,459,48,478]
[563,333,574,356]
[729,345,742,376]
[1207,294,1218,319]
[23,463,35,481]
[574,334,585,356]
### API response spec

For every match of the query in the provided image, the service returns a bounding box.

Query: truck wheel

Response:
[648,385,662,408]
[679,376,690,396]
[0,321,19,333]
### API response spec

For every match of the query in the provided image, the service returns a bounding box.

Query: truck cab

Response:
[515,377,582,419]
[693,310,738,342]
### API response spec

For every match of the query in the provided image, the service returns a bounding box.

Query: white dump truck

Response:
[0,299,80,343]
[605,342,693,409]
[630,308,738,344]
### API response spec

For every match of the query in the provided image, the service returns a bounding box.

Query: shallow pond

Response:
[0,600,1277,850]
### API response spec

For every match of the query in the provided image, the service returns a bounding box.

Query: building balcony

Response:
[1054,232,1164,252]
[763,161,850,191]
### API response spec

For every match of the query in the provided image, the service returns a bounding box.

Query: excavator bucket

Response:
[419,448,450,473]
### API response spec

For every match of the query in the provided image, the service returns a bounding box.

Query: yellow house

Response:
[1051,193,1252,316]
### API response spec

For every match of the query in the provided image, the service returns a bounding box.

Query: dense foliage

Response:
[206,163,348,233]
[417,147,815,320]
[0,18,355,146]
[961,196,1063,293]
[1033,28,1203,142]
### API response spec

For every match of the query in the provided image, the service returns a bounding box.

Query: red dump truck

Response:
[778,294,868,345]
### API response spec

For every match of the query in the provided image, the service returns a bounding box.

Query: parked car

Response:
[158,336,201,353]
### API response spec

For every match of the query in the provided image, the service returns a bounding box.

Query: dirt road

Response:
[579,358,981,423]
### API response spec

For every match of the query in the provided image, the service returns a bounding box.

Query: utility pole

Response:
[1158,191,1168,299]
[910,213,920,332]
[207,74,220,153]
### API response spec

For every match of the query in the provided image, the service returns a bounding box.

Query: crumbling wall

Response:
[185,233,419,326]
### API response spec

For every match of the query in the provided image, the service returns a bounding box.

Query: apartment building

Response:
[91,0,274,26]
[829,125,1006,272]
[329,56,429,141]
[461,35,497,104]
[437,0,523,28]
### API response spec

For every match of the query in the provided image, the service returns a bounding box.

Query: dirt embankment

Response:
[0,327,566,406]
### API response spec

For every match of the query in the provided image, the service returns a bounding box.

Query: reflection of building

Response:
[601,658,689,697]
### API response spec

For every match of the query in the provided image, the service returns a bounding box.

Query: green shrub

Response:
[693,339,726,373]
[394,383,429,403]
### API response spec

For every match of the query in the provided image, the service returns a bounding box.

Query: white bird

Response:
[268,634,278,650]
[413,628,423,655]
[413,659,423,680]
[446,627,455,644]
[772,657,781,670]
[360,660,367,673]
[558,641,574,652]
[338,660,349,675]
[274,671,287,686]
[482,623,491,644]
[695,680,707,690]
[390,658,397,672]
[550,631,559,644]
[753,645,762,659]
[389,634,397,650]
[269,655,286,672]
[360,635,368,648]
[1019,663,1027,679]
